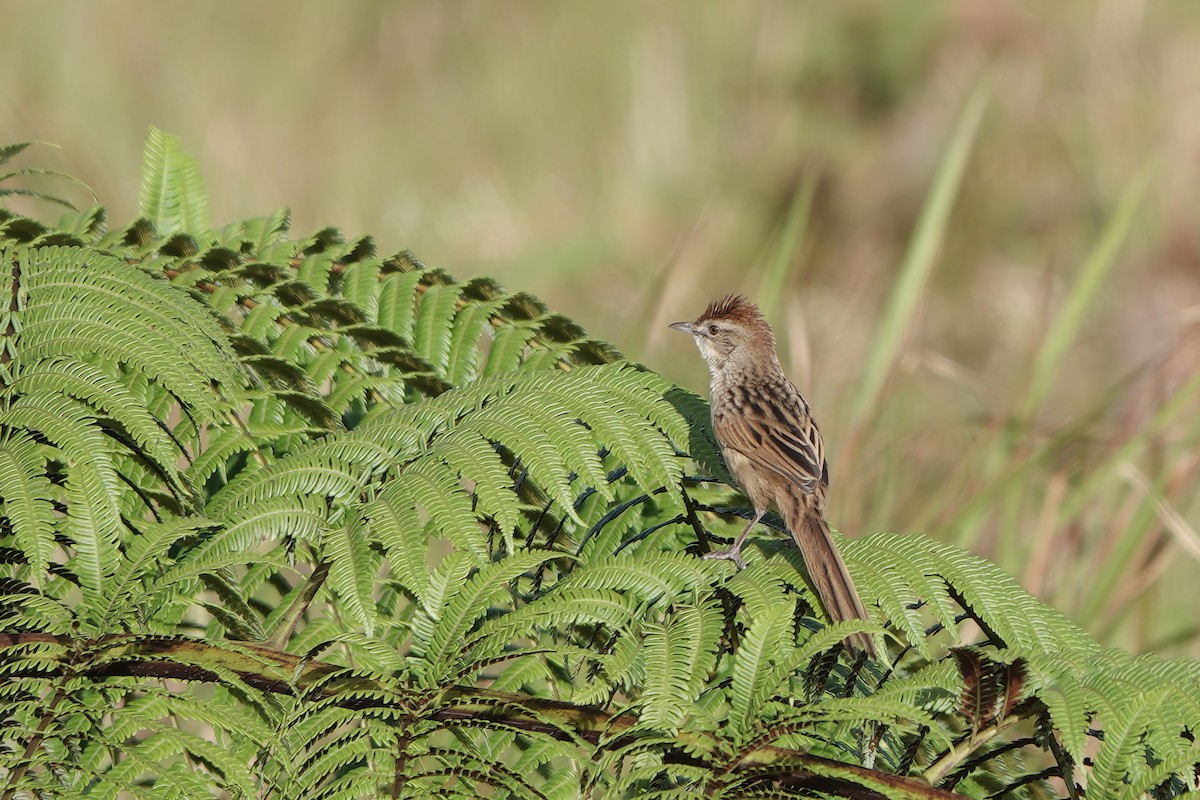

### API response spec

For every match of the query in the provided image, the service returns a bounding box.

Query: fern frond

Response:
[728,601,795,736]
[220,207,291,253]
[0,430,56,582]
[2,393,123,601]
[13,244,243,418]
[483,324,538,376]
[208,432,401,517]
[724,563,791,618]
[462,585,639,670]
[640,599,723,733]
[560,551,718,603]
[845,532,1098,657]
[420,550,562,681]
[178,494,329,572]
[1087,693,1158,798]
[375,269,426,339]
[432,428,523,539]
[10,357,193,501]
[412,282,461,376]
[445,296,502,384]
[94,516,217,630]
[325,510,382,634]
[368,453,487,571]
[138,126,209,237]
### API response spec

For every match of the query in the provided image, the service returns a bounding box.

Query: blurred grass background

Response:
[6,1,1200,655]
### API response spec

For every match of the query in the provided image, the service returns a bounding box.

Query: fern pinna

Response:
[1,131,1198,799]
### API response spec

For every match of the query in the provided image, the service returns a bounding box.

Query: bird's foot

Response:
[702,548,747,570]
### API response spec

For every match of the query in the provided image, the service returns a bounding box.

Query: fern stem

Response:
[921,711,1027,786]
[227,409,269,468]
[680,484,714,556]
[1,681,69,800]
[391,730,412,799]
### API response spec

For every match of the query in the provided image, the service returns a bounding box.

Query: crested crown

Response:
[696,294,764,325]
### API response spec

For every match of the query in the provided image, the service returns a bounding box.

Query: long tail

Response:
[782,496,875,657]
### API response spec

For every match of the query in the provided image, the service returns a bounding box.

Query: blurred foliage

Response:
[6,2,1200,655]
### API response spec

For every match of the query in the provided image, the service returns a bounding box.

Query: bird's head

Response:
[669,294,776,372]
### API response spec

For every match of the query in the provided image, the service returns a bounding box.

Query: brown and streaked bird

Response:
[670,294,874,655]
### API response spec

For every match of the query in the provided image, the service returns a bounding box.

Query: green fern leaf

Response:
[560,552,718,603]
[0,430,56,582]
[1120,742,1200,800]
[222,207,291,253]
[2,394,123,601]
[185,427,258,486]
[138,126,209,237]
[338,259,382,315]
[412,282,460,374]
[1035,681,1093,763]
[295,250,337,293]
[95,516,216,629]
[467,401,597,522]
[728,600,794,735]
[409,551,474,658]
[421,550,562,678]
[56,203,107,239]
[434,428,522,540]
[0,141,36,166]
[640,599,723,733]
[208,431,404,517]
[482,324,537,376]
[16,245,243,418]
[165,497,327,584]
[724,562,790,618]
[557,365,686,491]
[848,532,1098,656]
[485,650,554,694]
[326,510,382,634]
[375,269,424,339]
[445,297,501,385]
[1088,693,1156,797]
[368,453,487,568]
[11,358,193,501]
[766,696,940,742]
[463,585,639,670]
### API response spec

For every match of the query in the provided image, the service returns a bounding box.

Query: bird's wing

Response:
[713,380,827,494]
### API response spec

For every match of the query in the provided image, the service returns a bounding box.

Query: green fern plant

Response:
[1,129,1198,799]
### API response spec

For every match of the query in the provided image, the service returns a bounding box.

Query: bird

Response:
[670,294,874,655]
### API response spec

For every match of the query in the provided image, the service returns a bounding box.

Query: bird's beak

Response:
[668,321,697,334]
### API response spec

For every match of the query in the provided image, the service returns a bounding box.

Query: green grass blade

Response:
[850,77,993,427]
[757,168,817,322]
[1020,164,1153,419]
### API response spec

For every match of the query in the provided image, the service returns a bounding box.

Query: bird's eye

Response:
[707,324,719,335]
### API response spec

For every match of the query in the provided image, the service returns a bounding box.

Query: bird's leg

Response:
[703,509,766,569]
